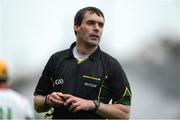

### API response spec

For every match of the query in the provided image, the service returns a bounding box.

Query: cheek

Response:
[82,26,91,33]
[80,27,91,36]
[100,29,103,35]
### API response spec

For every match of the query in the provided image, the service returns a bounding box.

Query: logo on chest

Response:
[54,78,64,85]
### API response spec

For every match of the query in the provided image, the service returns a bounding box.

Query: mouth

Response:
[89,34,99,40]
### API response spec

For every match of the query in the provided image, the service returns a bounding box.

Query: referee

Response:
[34,6,132,119]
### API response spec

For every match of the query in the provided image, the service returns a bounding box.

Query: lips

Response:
[89,34,99,39]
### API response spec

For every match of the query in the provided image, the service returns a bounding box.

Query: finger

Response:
[62,94,72,99]
[68,102,80,112]
[64,97,75,106]
[72,105,82,113]
[51,93,60,99]
[56,92,63,98]
[57,93,68,101]
[49,97,64,105]
[49,93,65,106]
[52,92,64,101]
[61,96,67,101]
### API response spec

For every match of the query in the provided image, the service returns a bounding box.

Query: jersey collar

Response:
[66,42,101,62]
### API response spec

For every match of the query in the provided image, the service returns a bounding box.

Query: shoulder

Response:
[5,89,31,105]
[10,90,29,101]
[47,49,70,65]
[100,50,121,66]
[100,51,126,75]
[51,49,69,60]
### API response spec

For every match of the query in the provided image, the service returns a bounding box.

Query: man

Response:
[0,59,34,119]
[34,6,132,119]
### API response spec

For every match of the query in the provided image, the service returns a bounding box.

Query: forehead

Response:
[82,11,104,23]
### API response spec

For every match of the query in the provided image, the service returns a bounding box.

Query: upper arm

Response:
[34,55,55,96]
[108,60,132,106]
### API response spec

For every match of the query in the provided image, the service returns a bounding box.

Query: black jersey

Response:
[34,42,131,119]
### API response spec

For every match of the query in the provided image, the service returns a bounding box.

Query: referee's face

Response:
[74,11,104,47]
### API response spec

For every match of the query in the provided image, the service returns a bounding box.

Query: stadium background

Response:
[0,0,180,119]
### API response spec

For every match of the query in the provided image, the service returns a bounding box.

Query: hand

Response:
[63,94,95,112]
[47,92,66,107]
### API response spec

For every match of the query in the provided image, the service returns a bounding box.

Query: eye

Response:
[98,23,104,28]
[87,20,95,25]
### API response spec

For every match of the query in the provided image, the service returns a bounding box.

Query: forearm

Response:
[34,95,50,113]
[62,94,130,119]
[96,103,130,119]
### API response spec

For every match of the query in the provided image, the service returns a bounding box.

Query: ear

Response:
[74,25,79,33]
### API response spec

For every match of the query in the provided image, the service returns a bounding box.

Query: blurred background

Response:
[0,0,180,119]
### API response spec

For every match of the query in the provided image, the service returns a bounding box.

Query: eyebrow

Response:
[86,20,104,25]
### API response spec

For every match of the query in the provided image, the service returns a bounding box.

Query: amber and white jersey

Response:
[0,89,34,119]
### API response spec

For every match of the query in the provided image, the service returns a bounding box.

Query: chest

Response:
[51,59,110,101]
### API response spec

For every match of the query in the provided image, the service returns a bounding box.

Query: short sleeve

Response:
[109,60,132,106]
[34,55,54,96]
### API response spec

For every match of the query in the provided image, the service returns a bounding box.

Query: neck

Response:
[76,41,98,55]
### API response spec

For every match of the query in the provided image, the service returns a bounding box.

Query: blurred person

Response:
[0,59,34,119]
[34,6,131,119]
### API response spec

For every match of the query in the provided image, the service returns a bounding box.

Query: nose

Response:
[94,23,100,32]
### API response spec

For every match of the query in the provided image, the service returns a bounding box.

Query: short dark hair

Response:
[74,6,105,35]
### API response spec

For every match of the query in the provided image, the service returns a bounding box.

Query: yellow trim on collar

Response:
[77,58,88,64]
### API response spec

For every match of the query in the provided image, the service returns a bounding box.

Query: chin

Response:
[87,40,99,47]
